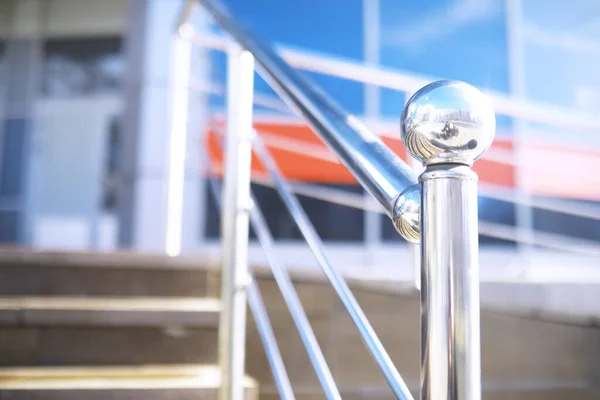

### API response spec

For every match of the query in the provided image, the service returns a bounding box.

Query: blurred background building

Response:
[1,1,600,398]
[0,0,599,268]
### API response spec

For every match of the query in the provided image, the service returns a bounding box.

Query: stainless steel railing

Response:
[195,0,419,222]
[177,1,495,399]
[204,135,341,400]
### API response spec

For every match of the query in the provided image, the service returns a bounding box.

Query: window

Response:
[0,211,19,243]
[0,119,27,197]
[0,119,28,244]
[102,115,122,211]
[533,198,600,244]
[205,182,365,242]
[0,41,6,92]
[42,37,124,97]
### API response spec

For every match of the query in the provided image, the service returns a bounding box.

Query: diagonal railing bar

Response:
[201,151,297,400]
[197,0,417,217]
[209,152,600,257]
[478,222,600,257]
[239,171,600,257]
[478,184,600,222]
[246,281,296,400]
[251,128,600,222]
[250,135,414,400]
[208,133,343,400]
[183,1,532,398]
[189,29,600,136]
[199,69,600,185]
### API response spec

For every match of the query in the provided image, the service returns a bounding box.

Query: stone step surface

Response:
[2,248,600,399]
[0,365,257,400]
[0,249,218,298]
[244,278,600,400]
[0,297,220,327]
[0,326,217,367]
[0,296,220,367]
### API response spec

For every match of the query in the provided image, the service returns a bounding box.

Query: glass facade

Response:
[0,0,597,249]
[101,115,122,212]
[42,37,124,97]
[0,41,30,243]
[205,183,365,241]
[0,36,126,246]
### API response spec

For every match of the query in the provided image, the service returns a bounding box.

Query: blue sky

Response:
[209,0,600,236]
[215,0,508,120]
[214,0,600,126]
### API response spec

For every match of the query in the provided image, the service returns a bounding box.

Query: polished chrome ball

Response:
[393,184,420,243]
[400,80,496,166]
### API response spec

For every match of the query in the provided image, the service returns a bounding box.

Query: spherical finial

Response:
[393,184,420,243]
[400,80,495,166]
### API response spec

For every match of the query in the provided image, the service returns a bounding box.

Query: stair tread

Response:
[0,248,218,270]
[0,365,257,390]
[0,297,221,312]
[0,297,221,327]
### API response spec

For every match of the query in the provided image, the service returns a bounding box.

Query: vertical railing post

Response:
[219,43,255,400]
[400,81,495,400]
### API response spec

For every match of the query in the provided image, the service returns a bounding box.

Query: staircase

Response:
[0,249,257,400]
[0,248,599,399]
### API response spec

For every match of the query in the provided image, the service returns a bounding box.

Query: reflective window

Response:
[0,41,6,116]
[379,0,509,97]
[0,42,6,92]
[0,118,27,244]
[519,1,600,244]
[0,211,19,243]
[42,37,124,97]
[0,119,27,197]
[213,0,365,115]
[102,115,122,211]
[533,199,600,243]
[205,182,365,242]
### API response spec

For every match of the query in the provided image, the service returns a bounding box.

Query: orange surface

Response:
[205,120,600,201]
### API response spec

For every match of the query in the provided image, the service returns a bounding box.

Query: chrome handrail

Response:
[207,133,343,400]
[252,134,414,400]
[190,29,600,137]
[195,0,418,223]
[204,171,297,400]
[178,1,495,400]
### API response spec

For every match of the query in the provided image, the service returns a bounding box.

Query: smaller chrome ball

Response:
[393,184,420,243]
[400,80,496,166]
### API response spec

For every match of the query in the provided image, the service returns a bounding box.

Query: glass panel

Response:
[212,0,365,115]
[0,210,19,243]
[532,198,600,243]
[42,37,124,97]
[379,0,509,100]
[220,0,363,58]
[522,0,600,109]
[0,119,27,197]
[102,115,122,211]
[0,42,6,94]
[205,181,365,241]
[518,1,600,246]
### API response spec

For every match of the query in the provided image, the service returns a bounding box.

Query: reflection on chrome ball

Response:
[401,80,496,166]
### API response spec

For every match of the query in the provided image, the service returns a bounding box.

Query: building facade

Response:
[1,0,599,260]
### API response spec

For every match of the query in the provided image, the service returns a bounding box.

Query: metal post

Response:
[219,43,255,400]
[400,81,496,400]
[165,32,192,257]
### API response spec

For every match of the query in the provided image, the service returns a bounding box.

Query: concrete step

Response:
[0,365,258,400]
[0,326,218,366]
[0,249,218,297]
[0,297,220,327]
[257,388,600,400]
[2,249,600,399]
[245,278,600,399]
[0,297,220,366]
